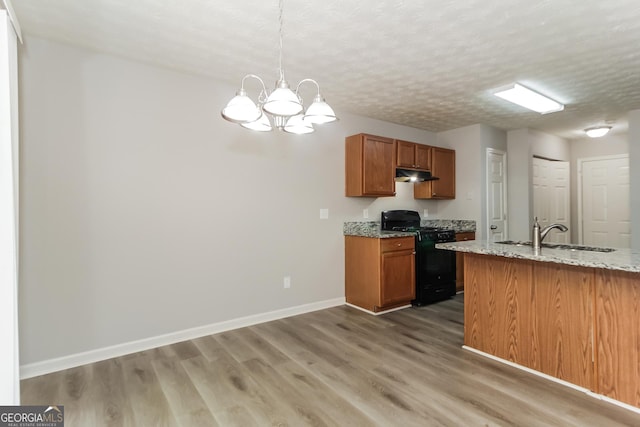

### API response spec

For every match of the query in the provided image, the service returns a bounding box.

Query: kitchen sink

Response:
[496,240,616,253]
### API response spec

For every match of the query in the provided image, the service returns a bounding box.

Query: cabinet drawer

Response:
[456,232,475,241]
[381,237,415,252]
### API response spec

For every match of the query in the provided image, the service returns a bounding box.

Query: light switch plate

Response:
[363,209,369,219]
[320,208,329,219]
[423,209,428,218]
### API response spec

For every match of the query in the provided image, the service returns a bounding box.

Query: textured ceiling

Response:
[11,0,640,139]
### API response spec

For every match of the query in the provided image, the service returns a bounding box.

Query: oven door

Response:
[414,234,456,304]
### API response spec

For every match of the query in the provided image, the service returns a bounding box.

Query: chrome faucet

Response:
[532,217,568,250]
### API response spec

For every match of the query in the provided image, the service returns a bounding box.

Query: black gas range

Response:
[381,210,457,306]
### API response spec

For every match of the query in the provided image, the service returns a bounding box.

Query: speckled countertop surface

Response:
[437,240,640,273]
[343,220,476,239]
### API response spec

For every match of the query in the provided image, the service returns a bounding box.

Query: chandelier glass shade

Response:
[220,0,337,134]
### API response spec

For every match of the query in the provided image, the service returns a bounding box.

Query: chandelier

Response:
[221,0,337,134]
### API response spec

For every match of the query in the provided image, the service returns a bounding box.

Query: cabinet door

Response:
[396,140,416,168]
[533,263,594,390]
[464,254,533,362]
[596,269,640,407]
[431,147,455,198]
[413,147,455,199]
[414,144,431,170]
[380,249,415,307]
[362,136,395,196]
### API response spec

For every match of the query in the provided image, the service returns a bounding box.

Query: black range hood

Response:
[395,168,439,182]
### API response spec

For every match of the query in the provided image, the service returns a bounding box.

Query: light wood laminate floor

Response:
[21,295,640,426]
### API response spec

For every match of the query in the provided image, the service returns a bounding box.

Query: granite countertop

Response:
[344,220,476,239]
[436,240,640,273]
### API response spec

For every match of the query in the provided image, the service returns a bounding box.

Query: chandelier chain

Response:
[278,0,284,81]
[220,0,337,132]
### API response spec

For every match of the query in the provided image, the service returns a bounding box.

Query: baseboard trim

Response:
[344,302,411,316]
[462,345,640,415]
[20,297,345,379]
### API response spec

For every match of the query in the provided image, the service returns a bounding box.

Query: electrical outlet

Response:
[363,209,369,219]
[423,209,429,218]
[320,208,329,219]
[283,276,291,289]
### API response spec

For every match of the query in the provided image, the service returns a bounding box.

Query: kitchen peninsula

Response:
[437,240,640,411]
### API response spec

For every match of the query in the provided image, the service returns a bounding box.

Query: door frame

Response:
[577,153,629,245]
[486,148,508,241]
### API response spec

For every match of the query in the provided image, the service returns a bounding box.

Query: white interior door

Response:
[486,148,507,242]
[580,155,630,248]
[532,158,570,243]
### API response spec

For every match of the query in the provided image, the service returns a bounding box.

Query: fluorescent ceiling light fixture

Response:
[494,83,564,114]
[585,126,612,138]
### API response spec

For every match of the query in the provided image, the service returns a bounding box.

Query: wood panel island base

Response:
[436,241,640,413]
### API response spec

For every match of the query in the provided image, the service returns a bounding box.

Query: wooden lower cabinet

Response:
[464,254,593,389]
[464,254,534,364]
[345,236,415,313]
[464,253,640,408]
[454,232,475,291]
[532,262,594,389]
[596,269,640,408]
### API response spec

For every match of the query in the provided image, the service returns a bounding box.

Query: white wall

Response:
[19,36,447,367]
[435,124,506,240]
[435,125,482,230]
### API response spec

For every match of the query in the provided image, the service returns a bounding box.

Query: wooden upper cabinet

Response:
[345,134,395,197]
[396,140,431,170]
[415,144,431,170]
[414,147,456,199]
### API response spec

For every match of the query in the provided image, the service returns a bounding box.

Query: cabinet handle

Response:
[397,243,402,247]
[432,192,436,196]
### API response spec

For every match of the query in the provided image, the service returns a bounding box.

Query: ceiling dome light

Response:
[585,126,612,138]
